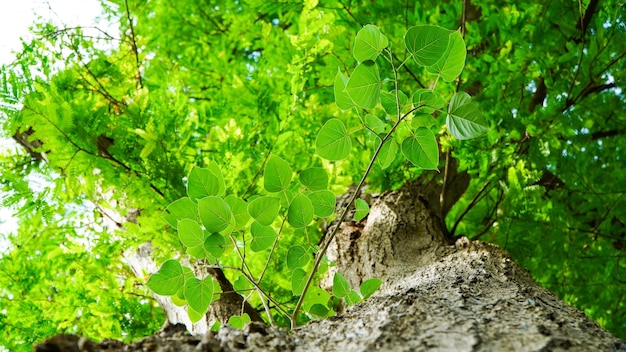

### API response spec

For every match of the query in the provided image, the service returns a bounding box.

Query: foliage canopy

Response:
[1,0,625,349]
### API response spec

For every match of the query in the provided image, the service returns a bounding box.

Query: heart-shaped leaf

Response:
[316,119,352,161]
[247,196,280,226]
[184,277,219,315]
[146,260,186,296]
[401,127,439,169]
[405,25,451,67]
[264,155,292,193]
[354,198,370,221]
[427,30,466,82]
[250,221,278,251]
[334,68,354,110]
[299,167,329,191]
[287,193,314,228]
[286,245,311,270]
[447,92,489,140]
[307,190,336,217]
[198,196,233,233]
[353,24,388,62]
[345,61,381,109]
[178,219,205,248]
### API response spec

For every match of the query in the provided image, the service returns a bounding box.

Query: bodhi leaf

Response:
[250,221,278,252]
[206,161,226,196]
[308,304,330,318]
[187,166,220,200]
[286,245,311,270]
[405,25,451,67]
[360,278,382,299]
[345,290,363,305]
[401,127,439,169]
[412,89,446,114]
[345,61,381,109]
[299,167,329,191]
[332,272,351,298]
[426,30,466,82]
[316,118,352,161]
[225,195,250,230]
[377,139,397,169]
[164,197,197,229]
[380,90,408,117]
[291,268,307,295]
[247,196,280,226]
[287,193,314,228]
[204,233,226,258]
[233,275,253,294]
[146,260,186,296]
[354,198,370,221]
[364,114,387,134]
[198,196,233,233]
[264,155,292,193]
[308,190,336,217]
[228,314,251,329]
[184,277,219,315]
[446,92,489,140]
[178,219,205,248]
[353,24,388,62]
[334,68,354,110]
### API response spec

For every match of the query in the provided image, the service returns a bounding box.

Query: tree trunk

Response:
[38,179,626,351]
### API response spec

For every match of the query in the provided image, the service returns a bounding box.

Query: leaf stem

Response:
[290,101,425,328]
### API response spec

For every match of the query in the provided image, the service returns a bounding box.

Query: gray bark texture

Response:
[36,179,626,351]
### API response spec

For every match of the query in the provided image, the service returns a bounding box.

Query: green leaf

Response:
[184,277,219,315]
[187,166,220,200]
[178,219,205,248]
[225,195,250,231]
[353,24,388,62]
[250,221,278,251]
[291,268,307,295]
[377,139,397,169]
[345,290,363,305]
[412,89,446,114]
[299,167,329,191]
[204,233,226,258]
[401,127,439,169]
[264,155,292,193]
[360,278,382,299]
[316,118,352,161]
[308,304,330,318]
[164,197,197,229]
[332,272,351,298]
[308,190,336,217]
[286,245,311,270]
[247,196,280,226]
[146,260,186,296]
[334,68,354,110]
[227,313,251,329]
[345,61,381,109]
[446,92,489,140]
[380,90,408,117]
[198,196,233,233]
[405,25,452,67]
[188,306,204,323]
[427,30,466,82]
[233,275,253,294]
[354,198,370,221]
[206,160,226,196]
[364,114,387,134]
[287,193,315,228]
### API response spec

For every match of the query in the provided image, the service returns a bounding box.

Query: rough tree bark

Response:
[37,177,626,351]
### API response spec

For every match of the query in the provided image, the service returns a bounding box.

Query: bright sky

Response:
[0,0,107,236]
